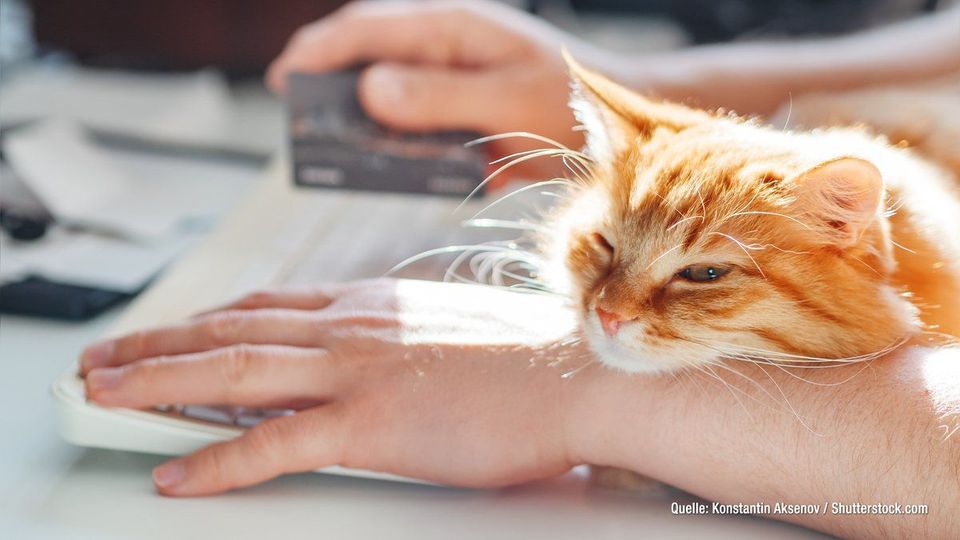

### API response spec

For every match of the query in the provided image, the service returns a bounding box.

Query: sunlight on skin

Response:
[394,279,579,346]
[920,347,960,441]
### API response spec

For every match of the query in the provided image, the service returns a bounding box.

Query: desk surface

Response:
[0,165,825,540]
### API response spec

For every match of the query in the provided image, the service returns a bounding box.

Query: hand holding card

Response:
[287,71,487,197]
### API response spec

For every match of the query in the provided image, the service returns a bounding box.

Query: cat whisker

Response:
[561,154,593,185]
[653,191,689,220]
[850,255,883,276]
[694,335,910,366]
[467,131,592,162]
[705,232,767,278]
[694,358,822,433]
[780,93,793,132]
[462,218,548,233]
[726,210,814,231]
[469,179,576,221]
[716,188,764,230]
[695,362,760,418]
[695,185,708,219]
[646,244,684,270]
[387,244,543,277]
[741,242,810,255]
[890,239,917,254]
[489,148,591,176]
[720,351,872,386]
[471,132,594,186]
[455,149,584,213]
[469,251,540,288]
[915,329,960,347]
[560,358,596,379]
[666,215,705,231]
[750,361,822,435]
[883,195,907,217]
[706,360,794,417]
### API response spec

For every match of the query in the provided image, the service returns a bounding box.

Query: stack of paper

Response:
[0,66,274,299]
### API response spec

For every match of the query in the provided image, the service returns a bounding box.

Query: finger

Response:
[79,309,322,373]
[85,345,337,409]
[201,287,336,315]
[266,0,525,93]
[358,62,509,133]
[267,2,462,92]
[152,406,346,496]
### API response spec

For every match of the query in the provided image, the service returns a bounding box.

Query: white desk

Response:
[0,313,824,540]
[0,171,825,540]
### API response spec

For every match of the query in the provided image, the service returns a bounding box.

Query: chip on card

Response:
[287,71,487,197]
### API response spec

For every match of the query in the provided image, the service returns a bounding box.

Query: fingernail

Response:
[153,461,186,490]
[87,367,122,392]
[80,340,115,371]
[365,66,405,105]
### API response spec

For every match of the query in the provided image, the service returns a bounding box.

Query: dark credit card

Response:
[287,71,487,197]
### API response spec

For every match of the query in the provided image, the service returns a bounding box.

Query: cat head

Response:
[544,57,918,373]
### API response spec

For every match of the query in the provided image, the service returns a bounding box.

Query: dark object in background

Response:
[562,0,935,44]
[32,0,936,76]
[288,72,487,197]
[31,0,348,77]
[0,277,132,320]
[0,210,48,241]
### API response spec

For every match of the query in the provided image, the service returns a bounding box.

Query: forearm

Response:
[611,6,960,115]
[570,345,960,537]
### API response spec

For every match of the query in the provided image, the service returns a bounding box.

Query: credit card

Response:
[287,71,486,197]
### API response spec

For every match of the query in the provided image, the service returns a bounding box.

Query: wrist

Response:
[559,356,659,471]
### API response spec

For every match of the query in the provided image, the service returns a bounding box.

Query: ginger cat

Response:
[537,57,960,490]
[543,58,960,377]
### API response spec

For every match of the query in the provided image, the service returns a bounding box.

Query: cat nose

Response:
[595,307,627,337]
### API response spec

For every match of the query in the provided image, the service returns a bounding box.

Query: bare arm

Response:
[81,280,960,537]
[626,5,960,114]
[571,342,960,537]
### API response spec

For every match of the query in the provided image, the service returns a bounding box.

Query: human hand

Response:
[79,279,601,496]
[267,0,619,178]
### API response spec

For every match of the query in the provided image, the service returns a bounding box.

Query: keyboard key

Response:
[182,405,235,425]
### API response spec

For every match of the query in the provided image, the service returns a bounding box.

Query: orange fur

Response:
[542,59,960,374]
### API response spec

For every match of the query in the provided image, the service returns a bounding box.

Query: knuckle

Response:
[336,1,364,18]
[128,356,162,378]
[218,344,256,392]
[241,289,273,308]
[289,20,327,46]
[116,329,150,360]
[245,422,285,468]
[205,311,244,345]
[359,68,405,112]
[289,25,313,44]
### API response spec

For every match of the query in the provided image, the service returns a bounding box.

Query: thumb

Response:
[358,63,505,134]
[152,407,345,496]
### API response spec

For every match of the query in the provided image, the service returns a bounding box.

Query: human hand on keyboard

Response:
[79,279,601,496]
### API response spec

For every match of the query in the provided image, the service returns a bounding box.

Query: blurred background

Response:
[0,0,947,321]
[13,0,937,73]
[9,0,944,73]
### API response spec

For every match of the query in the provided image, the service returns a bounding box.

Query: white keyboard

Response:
[159,404,295,428]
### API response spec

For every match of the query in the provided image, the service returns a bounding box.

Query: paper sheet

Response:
[2,121,188,239]
[0,228,196,292]
[0,66,278,156]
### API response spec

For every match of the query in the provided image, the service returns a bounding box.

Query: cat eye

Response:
[591,232,615,255]
[677,265,730,283]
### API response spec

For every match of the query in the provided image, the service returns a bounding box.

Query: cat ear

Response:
[790,157,884,246]
[563,51,707,163]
